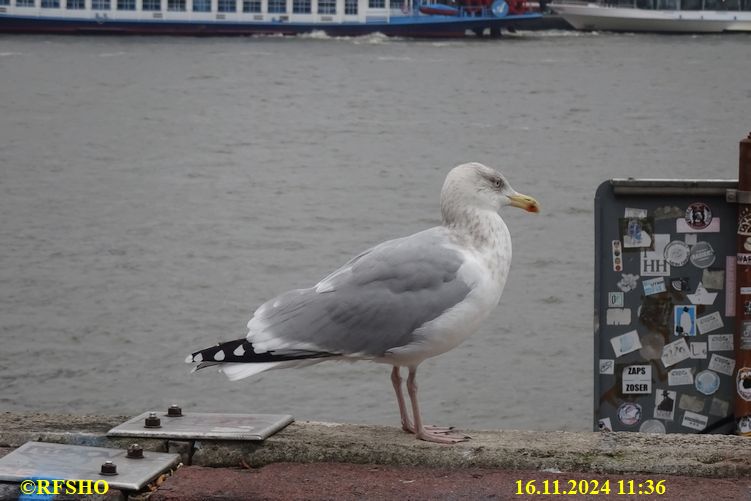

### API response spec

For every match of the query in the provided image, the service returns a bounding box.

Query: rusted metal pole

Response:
[735,132,751,435]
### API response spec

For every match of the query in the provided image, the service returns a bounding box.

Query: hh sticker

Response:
[606,308,631,326]
[663,240,690,267]
[674,305,696,336]
[642,277,666,296]
[690,242,716,269]
[618,402,642,426]
[599,359,615,375]
[696,311,723,334]
[687,282,717,305]
[695,369,720,395]
[685,202,713,230]
[682,411,709,431]
[690,342,707,359]
[668,367,694,386]
[738,368,751,401]
[708,334,733,351]
[641,251,671,277]
[661,338,690,368]
[611,330,642,358]
[708,354,735,376]
[622,365,652,394]
[607,291,624,308]
[654,389,676,421]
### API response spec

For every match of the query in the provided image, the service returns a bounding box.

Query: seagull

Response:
[186,162,539,444]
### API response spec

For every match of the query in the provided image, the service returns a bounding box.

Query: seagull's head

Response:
[441,163,540,222]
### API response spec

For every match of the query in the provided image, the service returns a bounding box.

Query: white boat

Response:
[552,0,751,32]
[0,0,543,37]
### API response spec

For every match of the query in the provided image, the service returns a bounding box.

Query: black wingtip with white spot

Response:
[186,338,337,372]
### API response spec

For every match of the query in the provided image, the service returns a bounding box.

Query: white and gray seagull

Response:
[186,162,539,444]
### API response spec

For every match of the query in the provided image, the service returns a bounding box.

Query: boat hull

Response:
[0,12,541,37]
[552,3,751,33]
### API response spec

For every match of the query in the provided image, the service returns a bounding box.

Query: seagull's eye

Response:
[494,179,503,189]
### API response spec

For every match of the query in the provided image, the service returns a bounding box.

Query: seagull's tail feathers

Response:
[185,338,337,381]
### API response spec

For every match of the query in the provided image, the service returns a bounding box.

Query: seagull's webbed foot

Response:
[416,427,469,444]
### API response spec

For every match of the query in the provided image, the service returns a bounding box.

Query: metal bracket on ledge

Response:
[726,189,751,204]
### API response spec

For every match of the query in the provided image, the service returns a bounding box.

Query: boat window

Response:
[193,0,210,10]
[15,0,35,6]
[293,0,310,12]
[92,0,110,8]
[268,0,286,12]
[390,0,403,8]
[743,0,751,10]
[656,0,676,8]
[318,0,335,12]
[117,0,135,9]
[218,0,236,10]
[242,0,261,11]
[0,0,9,6]
[142,0,161,10]
[681,0,700,8]
[344,0,356,13]
[368,0,385,7]
[66,0,84,8]
[168,0,186,10]
[725,0,740,9]
[41,0,60,7]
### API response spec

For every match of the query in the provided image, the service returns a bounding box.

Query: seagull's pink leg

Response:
[406,367,468,444]
[391,366,414,433]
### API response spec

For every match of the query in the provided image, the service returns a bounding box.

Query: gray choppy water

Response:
[1,32,749,431]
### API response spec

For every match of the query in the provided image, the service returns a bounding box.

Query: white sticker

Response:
[684,234,698,245]
[611,330,643,358]
[741,287,751,295]
[679,393,705,412]
[654,389,676,421]
[697,311,723,334]
[690,342,707,359]
[598,417,613,432]
[708,354,735,376]
[641,249,671,277]
[702,269,725,290]
[661,338,690,368]
[676,218,720,233]
[642,277,667,296]
[681,411,709,431]
[617,273,639,293]
[612,240,623,273]
[607,292,624,308]
[709,398,730,417]
[737,367,751,402]
[599,359,615,375]
[708,334,733,352]
[668,367,694,386]
[622,365,652,394]
[687,282,717,305]
[625,208,648,218]
[607,308,632,326]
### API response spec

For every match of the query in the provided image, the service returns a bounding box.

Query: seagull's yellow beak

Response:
[508,193,540,213]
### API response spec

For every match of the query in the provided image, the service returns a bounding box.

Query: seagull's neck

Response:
[443,207,511,256]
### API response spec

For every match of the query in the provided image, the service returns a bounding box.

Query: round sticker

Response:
[738,416,751,436]
[639,419,666,434]
[737,367,751,402]
[690,241,716,269]
[685,202,712,230]
[663,240,690,267]
[617,402,642,426]
[695,370,720,395]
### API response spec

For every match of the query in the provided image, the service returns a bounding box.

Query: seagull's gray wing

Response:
[247,227,472,357]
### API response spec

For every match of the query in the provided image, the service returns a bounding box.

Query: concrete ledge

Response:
[1,413,750,478]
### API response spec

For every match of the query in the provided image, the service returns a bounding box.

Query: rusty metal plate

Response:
[0,441,180,491]
[107,412,293,441]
